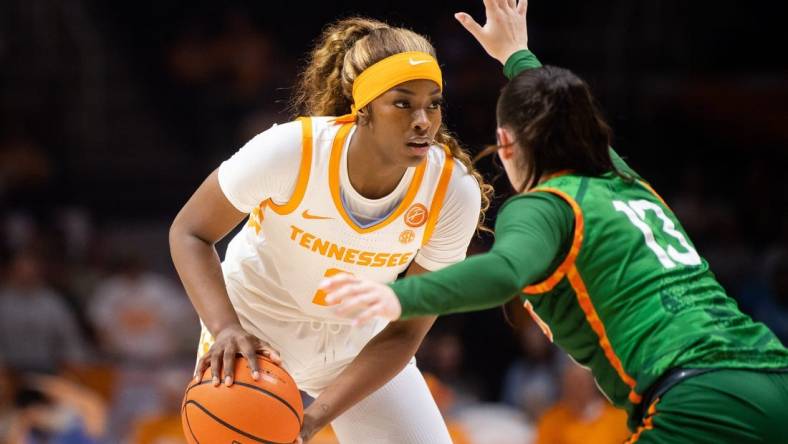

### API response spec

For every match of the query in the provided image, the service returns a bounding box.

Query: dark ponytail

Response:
[496,66,616,191]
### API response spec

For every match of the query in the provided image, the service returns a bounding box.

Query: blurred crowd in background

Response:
[1,0,786,443]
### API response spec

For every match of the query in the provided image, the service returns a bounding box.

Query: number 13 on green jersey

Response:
[520,172,788,425]
[612,199,701,269]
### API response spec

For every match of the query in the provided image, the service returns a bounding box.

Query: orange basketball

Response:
[181,356,303,444]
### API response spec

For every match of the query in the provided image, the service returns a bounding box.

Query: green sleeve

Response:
[609,148,641,179]
[392,193,573,319]
[504,50,641,179]
[503,49,543,79]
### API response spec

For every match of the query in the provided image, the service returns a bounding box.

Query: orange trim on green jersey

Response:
[539,169,574,183]
[521,187,642,405]
[523,300,554,342]
[421,145,454,246]
[567,264,643,405]
[523,188,584,294]
[268,117,313,216]
[637,180,669,209]
[328,123,427,234]
[625,397,660,443]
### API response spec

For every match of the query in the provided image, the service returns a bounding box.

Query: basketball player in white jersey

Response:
[169,17,492,443]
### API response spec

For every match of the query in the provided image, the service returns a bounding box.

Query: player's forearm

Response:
[392,252,524,318]
[390,195,570,318]
[302,317,434,434]
[169,227,241,335]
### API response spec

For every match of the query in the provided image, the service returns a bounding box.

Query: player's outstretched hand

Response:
[320,274,403,325]
[194,324,282,387]
[455,0,529,65]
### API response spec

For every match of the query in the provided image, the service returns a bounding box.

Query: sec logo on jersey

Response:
[399,229,416,244]
[404,203,428,228]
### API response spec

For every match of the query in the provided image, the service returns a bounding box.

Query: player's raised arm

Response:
[455,0,529,65]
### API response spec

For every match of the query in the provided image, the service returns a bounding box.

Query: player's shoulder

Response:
[260,119,302,136]
[448,162,479,197]
[299,116,347,149]
[424,143,449,166]
[241,119,303,152]
[503,190,568,209]
[497,191,573,226]
[424,145,469,174]
[252,116,339,138]
[423,146,480,207]
[243,117,341,153]
[446,150,479,195]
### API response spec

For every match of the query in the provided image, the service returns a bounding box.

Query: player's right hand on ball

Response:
[194,324,282,387]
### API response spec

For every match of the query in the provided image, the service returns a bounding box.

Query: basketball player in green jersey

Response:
[319,1,788,442]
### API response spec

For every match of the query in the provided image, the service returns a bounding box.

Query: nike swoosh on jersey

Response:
[408,58,430,65]
[302,209,333,220]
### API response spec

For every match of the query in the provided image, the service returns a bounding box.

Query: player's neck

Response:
[347,128,408,199]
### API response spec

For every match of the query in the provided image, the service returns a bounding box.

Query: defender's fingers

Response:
[323,280,370,305]
[491,0,512,13]
[334,293,377,317]
[517,0,527,15]
[324,284,359,305]
[455,12,485,40]
[482,0,497,10]
[352,304,384,326]
[318,273,358,292]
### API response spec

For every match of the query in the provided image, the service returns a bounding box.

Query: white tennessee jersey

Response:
[220,117,471,322]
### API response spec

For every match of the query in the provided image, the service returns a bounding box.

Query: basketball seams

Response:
[186,379,303,427]
[184,400,294,444]
[186,379,302,427]
[183,355,303,443]
[182,400,201,444]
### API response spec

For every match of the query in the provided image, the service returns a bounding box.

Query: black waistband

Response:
[632,367,788,425]
[632,368,714,425]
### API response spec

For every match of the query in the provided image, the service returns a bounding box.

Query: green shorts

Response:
[629,369,788,443]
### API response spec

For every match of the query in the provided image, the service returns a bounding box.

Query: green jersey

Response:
[389,49,788,424]
[519,172,788,418]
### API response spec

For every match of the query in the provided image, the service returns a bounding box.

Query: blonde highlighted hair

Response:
[290,17,493,232]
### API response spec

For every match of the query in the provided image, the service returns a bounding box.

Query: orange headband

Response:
[334,51,443,123]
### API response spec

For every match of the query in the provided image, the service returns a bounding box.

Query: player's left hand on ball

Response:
[319,274,403,325]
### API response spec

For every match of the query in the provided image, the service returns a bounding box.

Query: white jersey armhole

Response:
[217,120,304,213]
[414,160,481,271]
